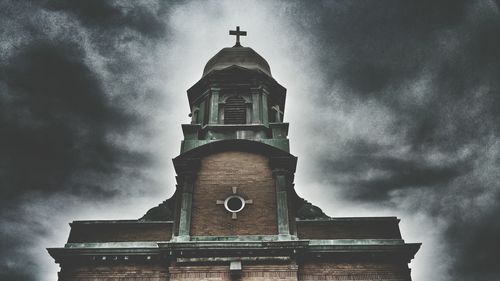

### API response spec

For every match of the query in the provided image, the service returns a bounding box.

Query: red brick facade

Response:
[169,264,298,281]
[56,262,412,281]
[298,261,411,281]
[190,151,278,236]
[67,221,172,243]
[296,218,402,240]
[58,264,168,281]
[51,151,417,281]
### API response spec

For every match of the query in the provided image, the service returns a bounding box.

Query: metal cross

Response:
[229,26,247,47]
[271,105,284,122]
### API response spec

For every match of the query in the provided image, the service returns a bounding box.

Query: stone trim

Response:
[64,242,160,248]
[308,239,405,246]
[189,234,296,241]
[169,265,298,279]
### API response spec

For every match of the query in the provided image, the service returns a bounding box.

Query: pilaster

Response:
[209,88,220,124]
[173,158,200,242]
[273,169,290,240]
[177,174,195,241]
[270,156,297,240]
[251,87,261,124]
[261,91,269,126]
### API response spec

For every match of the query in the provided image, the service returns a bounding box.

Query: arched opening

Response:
[224,96,246,124]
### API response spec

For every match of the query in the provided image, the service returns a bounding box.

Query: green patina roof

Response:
[140,194,176,221]
[203,46,271,78]
[296,199,329,220]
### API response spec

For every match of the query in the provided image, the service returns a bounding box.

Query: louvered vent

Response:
[224,96,246,124]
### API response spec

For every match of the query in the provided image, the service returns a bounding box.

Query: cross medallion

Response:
[216,186,253,219]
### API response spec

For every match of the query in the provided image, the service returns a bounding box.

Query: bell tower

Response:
[173,28,298,242]
[181,26,290,153]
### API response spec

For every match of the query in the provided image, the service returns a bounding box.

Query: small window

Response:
[224,196,245,213]
[224,96,246,124]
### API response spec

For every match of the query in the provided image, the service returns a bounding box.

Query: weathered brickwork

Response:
[190,151,278,236]
[56,261,413,281]
[58,264,168,281]
[169,265,232,281]
[297,219,402,240]
[298,261,411,281]
[68,222,173,243]
[169,264,298,281]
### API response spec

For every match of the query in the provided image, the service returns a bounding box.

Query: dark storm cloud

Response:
[297,0,467,94]
[1,0,499,280]
[0,1,178,280]
[289,0,500,280]
[0,13,148,201]
[320,140,470,201]
[39,0,169,38]
[446,196,500,280]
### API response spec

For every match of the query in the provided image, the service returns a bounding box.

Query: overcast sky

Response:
[1,1,500,280]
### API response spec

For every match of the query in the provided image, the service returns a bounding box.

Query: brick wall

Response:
[169,264,298,281]
[58,264,168,281]
[190,151,278,236]
[68,222,173,243]
[57,261,412,281]
[296,219,402,240]
[298,261,411,281]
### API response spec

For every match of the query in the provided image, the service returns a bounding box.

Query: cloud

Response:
[286,1,500,280]
[0,1,180,280]
[1,40,140,197]
[1,1,500,281]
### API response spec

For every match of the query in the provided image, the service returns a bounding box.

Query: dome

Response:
[203,46,272,77]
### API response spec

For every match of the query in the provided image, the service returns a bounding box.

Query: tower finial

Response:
[229,26,247,47]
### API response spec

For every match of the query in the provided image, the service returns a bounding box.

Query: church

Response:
[48,27,420,281]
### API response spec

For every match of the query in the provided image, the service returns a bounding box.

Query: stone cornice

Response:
[47,239,420,264]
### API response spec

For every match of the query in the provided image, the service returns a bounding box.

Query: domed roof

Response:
[203,46,272,77]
